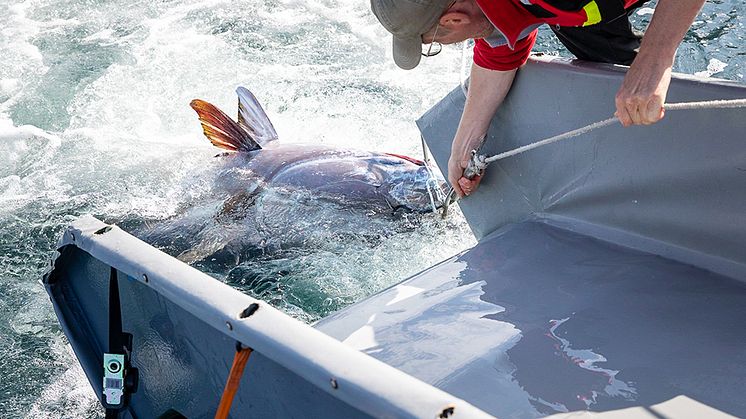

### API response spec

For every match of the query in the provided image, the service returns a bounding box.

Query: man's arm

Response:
[615,0,705,126]
[448,63,516,197]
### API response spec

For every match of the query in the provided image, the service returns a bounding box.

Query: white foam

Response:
[25,337,99,418]
[694,58,728,78]
[82,28,116,43]
[0,78,20,96]
[0,2,47,113]
[636,7,655,16]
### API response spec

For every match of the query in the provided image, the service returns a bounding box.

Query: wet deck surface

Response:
[316,221,746,418]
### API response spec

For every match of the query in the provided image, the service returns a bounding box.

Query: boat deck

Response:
[316,219,746,417]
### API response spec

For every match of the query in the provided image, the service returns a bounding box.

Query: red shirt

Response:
[473,0,641,71]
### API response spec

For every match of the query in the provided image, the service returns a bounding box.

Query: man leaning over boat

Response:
[370,0,705,197]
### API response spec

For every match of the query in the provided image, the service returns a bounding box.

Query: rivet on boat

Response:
[226,321,233,331]
[330,378,338,389]
[142,273,149,283]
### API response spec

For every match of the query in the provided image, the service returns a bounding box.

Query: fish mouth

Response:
[386,166,449,214]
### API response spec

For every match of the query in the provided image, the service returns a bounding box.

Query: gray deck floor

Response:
[316,221,746,418]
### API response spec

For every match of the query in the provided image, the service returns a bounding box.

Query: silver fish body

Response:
[133,87,447,264]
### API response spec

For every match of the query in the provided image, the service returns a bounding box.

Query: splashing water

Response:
[0,0,472,416]
[0,0,743,417]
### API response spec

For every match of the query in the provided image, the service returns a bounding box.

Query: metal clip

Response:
[463,150,487,180]
[440,187,459,219]
[440,149,488,219]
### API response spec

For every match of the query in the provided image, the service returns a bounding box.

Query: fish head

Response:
[374,158,449,213]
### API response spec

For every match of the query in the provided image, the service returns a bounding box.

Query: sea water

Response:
[0,0,743,416]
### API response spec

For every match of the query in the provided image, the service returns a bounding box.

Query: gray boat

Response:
[44,56,746,418]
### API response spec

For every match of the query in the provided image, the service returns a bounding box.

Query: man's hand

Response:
[615,0,704,127]
[448,151,482,197]
[615,54,672,126]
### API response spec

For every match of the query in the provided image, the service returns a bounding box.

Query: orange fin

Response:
[190,99,261,152]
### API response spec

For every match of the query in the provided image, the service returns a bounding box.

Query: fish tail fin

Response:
[190,99,261,152]
[236,87,279,145]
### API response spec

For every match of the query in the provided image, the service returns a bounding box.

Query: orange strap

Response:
[215,346,253,419]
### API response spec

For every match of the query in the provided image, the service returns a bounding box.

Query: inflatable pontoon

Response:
[45,56,746,418]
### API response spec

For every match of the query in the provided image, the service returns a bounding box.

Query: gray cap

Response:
[370,0,453,70]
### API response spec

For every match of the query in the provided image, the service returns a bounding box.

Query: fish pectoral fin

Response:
[190,99,262,152]
[236,87,279,146]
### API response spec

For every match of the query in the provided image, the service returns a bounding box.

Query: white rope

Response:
[484,98,746,165]
[484,116,617,164]
[665,98,746,110]
[439,97,746,218]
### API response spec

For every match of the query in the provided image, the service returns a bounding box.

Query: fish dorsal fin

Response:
[190,99,261,152]
[236,86,279,145]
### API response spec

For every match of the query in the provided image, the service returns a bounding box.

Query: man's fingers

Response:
[615,96,632,127]
[627,97,648,125]
[448,170,465,198]
[451,179,465,198]
[449,169,481,198]
[630,105,644,125]
[458,175,481,197]
[448,157,469,198]
[448,156,486,198]
[615,106,633,127]
[616,81,668,126]
[458,178,472,196]
[617,96,664,126]
[643,98,665,125]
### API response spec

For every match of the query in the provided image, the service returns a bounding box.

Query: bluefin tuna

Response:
[135,87,447,264]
